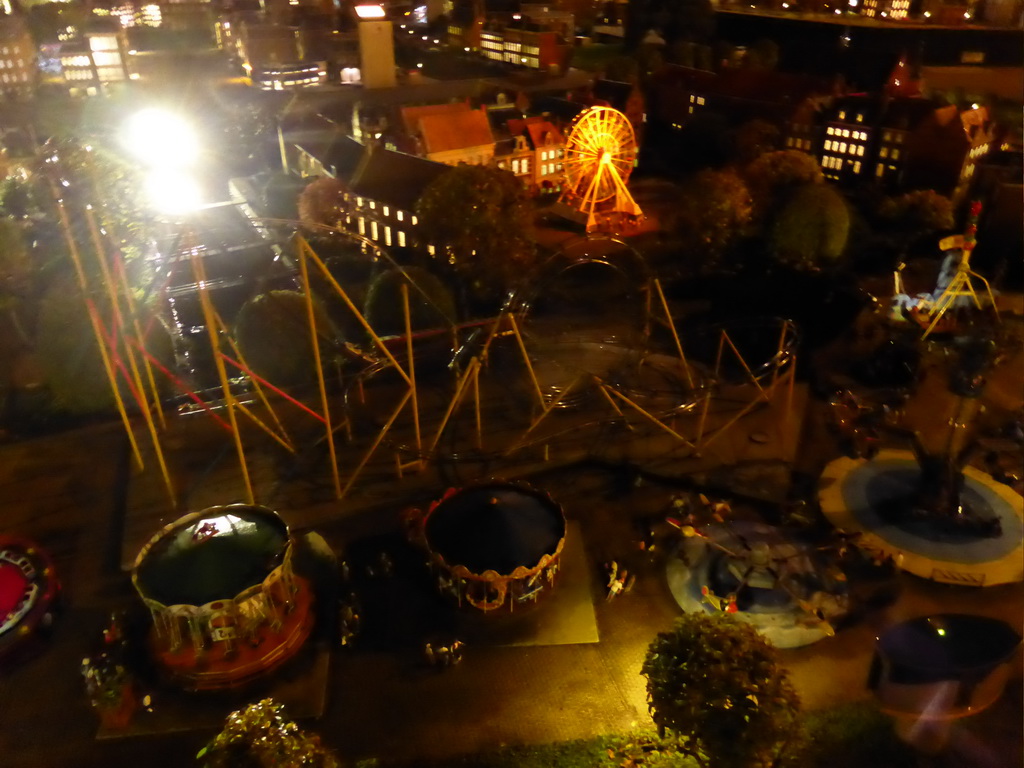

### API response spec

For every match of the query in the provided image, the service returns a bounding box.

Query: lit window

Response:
[397,210,404,222]
[371,221,378,240]
[512,159,519,173]
[412,215,418,225]
[838,110,846,120]
[857,145,864,156]
[358,217,366,235]
[427,244,435,255]
[385,226,392,246]
[842,129,849,138]
[827,127,835,135]
[853,161,861,173]
[856,113,863,123]
[689,94,694,103]
[883,131,891,142]
[398,230,407,247]
[876,164,884,177]
[891,149,899,160]
[839,142,847,153]
[697,96,705,105]
[383,206,389,217]
[880,147,888,158]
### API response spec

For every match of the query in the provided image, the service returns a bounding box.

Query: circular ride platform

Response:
[819,449,1024,587]
[0,536,60,665]
[132,504,315,690]
[666,520,849,649]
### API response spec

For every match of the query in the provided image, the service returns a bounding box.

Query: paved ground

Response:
[1,318,1022,768]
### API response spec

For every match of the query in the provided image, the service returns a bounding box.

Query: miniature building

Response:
[356,4,396,89]
[0,13,35,97]
[132,504,314,690]
[60,24,133,95]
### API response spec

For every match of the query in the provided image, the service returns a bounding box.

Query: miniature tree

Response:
[668,168,752,269]
[415,164,536,305]
[771,183,849,270]
[197,698,340,768]
[743,149,824,223]
[642,613,801,768]
[0,217,33,345]
[234,290,343,388]
[298,178,350,230]
[363,265,456,338]
[878,189,954,262]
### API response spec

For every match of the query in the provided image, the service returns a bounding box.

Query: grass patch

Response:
[357,702,912,768]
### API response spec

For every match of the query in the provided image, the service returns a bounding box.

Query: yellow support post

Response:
[428,357,480,455]
[653,278,694,390]
[111,247,165,429]
[602,384,695,448]
[299,236,411,386]
[402,282,422,456]
[53,196,145,471]
[341,389,413,499]
[223,333,293,452]
[507,313,545,409]
[472,361,483,451]
[192,249,254,505]
[298,243,342,499]
[721,330,768,401]
[503,377,579,456]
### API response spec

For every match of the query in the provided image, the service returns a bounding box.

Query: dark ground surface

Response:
[0,309,1022,768]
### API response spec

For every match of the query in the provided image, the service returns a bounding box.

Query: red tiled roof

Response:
[400,102,471,136]
[419,109,495,155]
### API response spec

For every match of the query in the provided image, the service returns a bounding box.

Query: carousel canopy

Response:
[425,484,565,575]
[133,505,289,608]
[877,614,1021,678]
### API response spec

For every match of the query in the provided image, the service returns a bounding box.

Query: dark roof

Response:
[529,96,586,123]
[881,96,943,131]
[592,79,634,111]
[323,134,364,183]
[289,113,344,163]
[349,146,450,212]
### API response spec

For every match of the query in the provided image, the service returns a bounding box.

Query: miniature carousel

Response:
[406,482,566,612]
[0,536,60,665]
[131,504,314,690]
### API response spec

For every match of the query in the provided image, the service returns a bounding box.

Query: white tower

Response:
[355,5,396,89]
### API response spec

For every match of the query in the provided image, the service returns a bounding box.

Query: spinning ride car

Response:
[0,536,60,665]
[131,504,314,690]
[407,482,566,611]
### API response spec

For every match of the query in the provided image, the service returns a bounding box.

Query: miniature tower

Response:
[355,4,396,89]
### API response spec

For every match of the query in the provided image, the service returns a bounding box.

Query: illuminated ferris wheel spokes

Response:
[560,106,642,232]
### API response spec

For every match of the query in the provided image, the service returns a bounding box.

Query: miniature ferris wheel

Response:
[560,106,643,232]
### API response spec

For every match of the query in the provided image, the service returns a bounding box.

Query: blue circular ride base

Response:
[666,521,849,649]
[820,450,1024,586]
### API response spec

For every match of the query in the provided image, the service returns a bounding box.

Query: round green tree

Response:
[669,168,753,270]
[298,177,350,230]
[771,183,850,270]
[642,614,801,768]
[234,290,342,388]
[415,163,536,304]
[363,266,456,338]
[743,150,824,223]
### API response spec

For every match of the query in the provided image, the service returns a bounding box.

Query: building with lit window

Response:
[60,25,132,95]
[499,116,565,190]
[254,60,326,90]
[0,13,35,97]
[652,65,830,142]
[819,96,994,199]
[468,17,570,73]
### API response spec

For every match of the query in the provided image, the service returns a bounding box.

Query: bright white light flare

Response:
[146,169,202,215]
[124,108,199,169]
